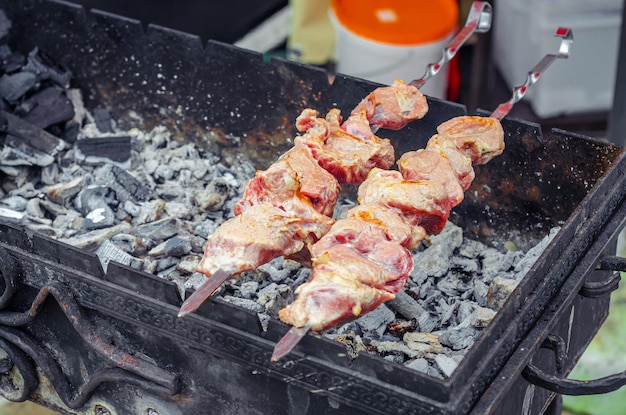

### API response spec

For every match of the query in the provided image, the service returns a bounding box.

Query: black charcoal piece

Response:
[0,72,37,102]
[0,10,11,40]
[23,47,72,88]
[19,86,74,129]
[1,136,54,167]
[3,111,66,155]
[1,51,25,74]
[101,164,155,202]
[75,136,131,164]
[92,108,115,133]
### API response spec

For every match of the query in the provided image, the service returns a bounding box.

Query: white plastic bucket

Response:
[330,1,458,99]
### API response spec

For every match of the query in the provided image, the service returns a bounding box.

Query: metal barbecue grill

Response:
[0,1,624,415]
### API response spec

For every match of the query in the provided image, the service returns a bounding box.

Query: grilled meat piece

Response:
[351,79,429,131]
[196,202,334,277]
[295,108,395,184]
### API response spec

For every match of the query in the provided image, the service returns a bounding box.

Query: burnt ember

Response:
[0,41,557,379]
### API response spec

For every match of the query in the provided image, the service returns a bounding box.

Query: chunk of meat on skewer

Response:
[351,79,429,131]
[234,145,340,218]
[196,202,334,277]
[295,108,396,184]
[278,115,505,334]
[436,116,505,165]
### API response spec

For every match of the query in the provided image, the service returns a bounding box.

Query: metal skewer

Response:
[178,269,232,317]
[271,27,575,362]
[490,27,573,121]
[409,1,493,89]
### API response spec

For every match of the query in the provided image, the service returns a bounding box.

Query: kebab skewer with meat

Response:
[177,3,494,318]
[272,27,573,361]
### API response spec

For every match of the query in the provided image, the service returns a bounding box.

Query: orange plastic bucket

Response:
[330,0,459,98]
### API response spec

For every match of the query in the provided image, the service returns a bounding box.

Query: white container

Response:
[329,0,459,100]
[493,0,623,118]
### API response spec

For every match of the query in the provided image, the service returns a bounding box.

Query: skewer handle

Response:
[409,1,493,89]
[490,27,573,121]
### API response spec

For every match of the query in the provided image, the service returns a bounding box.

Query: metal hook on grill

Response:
[409,1,493,89]
[490,27,573,121]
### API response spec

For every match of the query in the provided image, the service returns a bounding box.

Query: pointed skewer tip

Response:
[271,325,311,362]
[176,269,232,318]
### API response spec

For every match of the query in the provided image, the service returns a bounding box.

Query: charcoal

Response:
[18,86,74,129]
[95,240,142,272]
[0,72,37,102]
[155,182,185,201]
[458,238,488,258]
[1,52,25,74]
[65,89,86,126]
[238,281,260,299]
[25,198,44,218]
[39,198,69,218]
[189,235,206,254]
[23,47,72,88]
[134,217,181,242]
[470,306,496,328]
[0,11,11,40]
[162,201,191,220]
[45,176,85,205]
[148,236,192,257]
[372,340,420,359]
[388,290,427,320]
[156,257,179,273]
[257,313,271,332]
[194,178,231,211]
[514,227,560,278]
[1,141,55,167]
[91,108,114,133]
[455,301,475,326]
[0,206,24,222]
[40,163,58,185]
[334,332,366,359]
[52,212,83,236]
[223,296,264,314]
[60,221,132,250]
[403,332,444,354]
[153,164,174,181]
[110,233,149,256]
[450,257,479,274]
[75,185,114,215]
[84,206,115,230]
[355,304,395,338]
[404,357,430,373]
[0,194,27,211]
[438,327,477,350]
[75,136,131,166]
[473,279,489,307]
[259,260,291,283]
[3,111,66,155]
[418,313,440,333]
[434,354,458,378]
[411,243,453,282]
[96,164,155,203]
[176,255,201,274]
[133,199,167,225]
[257,282,286,305]
[486,277,518,310]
